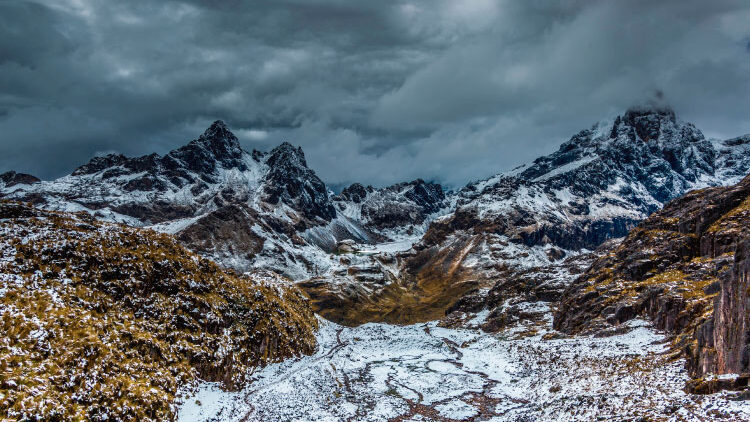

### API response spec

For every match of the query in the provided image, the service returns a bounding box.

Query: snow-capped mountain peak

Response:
[420,105,750,272]
[267,141,308,168]
[263,141,336,222]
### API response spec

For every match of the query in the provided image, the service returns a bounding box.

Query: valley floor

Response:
[177,310,750,421]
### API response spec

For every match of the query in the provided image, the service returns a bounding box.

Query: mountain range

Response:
[3,104,750,420]
[2,106,750,323]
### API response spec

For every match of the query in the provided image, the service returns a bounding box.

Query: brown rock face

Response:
[177,204,265,263]
[710,239,750,375]
[554,174,750,383]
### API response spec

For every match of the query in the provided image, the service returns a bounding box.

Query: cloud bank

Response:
[1,0,749,188]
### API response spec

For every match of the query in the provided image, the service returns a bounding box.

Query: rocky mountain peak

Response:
[267,141,308,169]
[70,121,247,179]
[334,178,447,232]
[263,142,336,223]
[611,104,679,145]
[198,120,240,149]
[167,121,246,175]
[403,179,445,214]
[0,170,40,187]
[338,183,373,203]
[519,104,715,190]
[622,104,676,124]
[71,153,130,176]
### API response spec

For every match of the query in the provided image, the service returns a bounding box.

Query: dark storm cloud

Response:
[1,0,749,188]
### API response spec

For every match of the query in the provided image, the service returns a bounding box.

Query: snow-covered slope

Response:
[178,317,750,421]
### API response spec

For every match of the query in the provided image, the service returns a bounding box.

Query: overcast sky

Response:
[1,0,749,189]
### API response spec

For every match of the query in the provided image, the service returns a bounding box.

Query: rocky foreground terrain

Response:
[0,201,317,421]
[3,105,750,420]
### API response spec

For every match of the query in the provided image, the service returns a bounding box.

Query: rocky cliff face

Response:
[0,201,317,421]
[263,142,336,222]
[710,239,750,377]
[553,174,750,388]
[716,239,750,374]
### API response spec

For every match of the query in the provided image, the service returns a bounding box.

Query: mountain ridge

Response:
[2,106,749,292]
[299,105,750,325]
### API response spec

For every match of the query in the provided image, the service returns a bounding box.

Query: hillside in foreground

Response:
[0,201,317,421]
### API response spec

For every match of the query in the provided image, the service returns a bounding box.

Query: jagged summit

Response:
[512,104,714,198]
[169,120,246,174]
[267,141,308,169]
[203,119,231,135]
[338,183,373,203]
[71,120,246,178]
[0,121,339,225]
[432,104,750,256]
[195,120,241,149]
[333,178,447,232]
[264,141,335,222]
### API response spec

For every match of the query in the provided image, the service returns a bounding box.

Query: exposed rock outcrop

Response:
[708,238,750,377]
[554,174,750,387]
[263,142,336,223]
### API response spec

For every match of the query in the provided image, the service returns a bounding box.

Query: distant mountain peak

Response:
[208,119,228,130]
[0,171,40,187]
[263,141,335,222]
[168,121,246,174]
[193,119,241,151]
[612,104,679,142]
[200,120,235,143]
